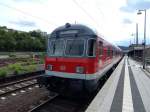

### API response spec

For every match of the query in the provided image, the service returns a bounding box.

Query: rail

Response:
[0,70,44,84]
[0,77,38,97]
[28,94,58,112]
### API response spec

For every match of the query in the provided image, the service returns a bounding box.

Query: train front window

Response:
[65,39,85,56]
[48,39,64,56]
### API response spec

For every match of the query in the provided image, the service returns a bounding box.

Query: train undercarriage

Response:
[37,75,100,96]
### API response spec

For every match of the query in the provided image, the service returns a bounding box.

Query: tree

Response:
[0,26,46,51]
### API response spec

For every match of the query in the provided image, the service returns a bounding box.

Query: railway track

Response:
[0,75,41,88]
[28,93,58,112]
[28,93,90,112]
[0,70,44,84]
[0,77,39,98]
[27,61,120,112]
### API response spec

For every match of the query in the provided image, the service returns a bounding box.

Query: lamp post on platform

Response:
[137,9,147,69]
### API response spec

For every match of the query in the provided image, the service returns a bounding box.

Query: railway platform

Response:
[86,56,150,112]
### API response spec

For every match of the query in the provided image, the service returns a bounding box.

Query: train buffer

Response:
[86,56,150,112]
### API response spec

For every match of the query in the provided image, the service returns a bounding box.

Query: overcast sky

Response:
[0,0,150,46]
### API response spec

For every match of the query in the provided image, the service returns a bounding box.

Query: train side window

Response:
[99,41,103,56]
[87,39,96,56]
[107,47,111,56]
[107,47,109,56]
[113,49,115,56]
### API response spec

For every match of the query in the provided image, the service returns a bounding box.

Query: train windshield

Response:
[48,39,64,56]
[65,39,85,56]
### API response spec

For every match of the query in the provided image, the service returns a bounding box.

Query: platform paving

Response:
[86,56,150,112]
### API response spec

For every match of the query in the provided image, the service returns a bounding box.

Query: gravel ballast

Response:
[0,86,49,112]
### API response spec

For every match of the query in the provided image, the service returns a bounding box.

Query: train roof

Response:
[50,23,122,52]
[50,23,97,38]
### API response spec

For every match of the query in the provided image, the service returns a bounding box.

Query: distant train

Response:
[38,23,122,94]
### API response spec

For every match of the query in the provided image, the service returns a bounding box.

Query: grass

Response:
[0,61,42,77]
[8,63,24,75]
[24,65,36,72]
[0,53,45,77]
[0,69,7,77]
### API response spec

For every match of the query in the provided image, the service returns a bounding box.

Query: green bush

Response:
[31,60,37,65]
[8,63,23,75]
[39,59,44,64]
[26,65,36,72]
[0,69,7,77]
[5,59,42,75]
[21,64,35,73]
[40,52,46,58]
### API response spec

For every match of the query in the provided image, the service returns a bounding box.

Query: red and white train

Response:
[38,23,122,94]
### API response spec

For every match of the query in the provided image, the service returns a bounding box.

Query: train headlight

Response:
[76,66,84,74]
[47,64,53,71]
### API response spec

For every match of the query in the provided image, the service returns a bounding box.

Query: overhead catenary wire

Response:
[0,1,107,33]
[38,0,105,30]
[72,0,102,29]
[0,2,57,27]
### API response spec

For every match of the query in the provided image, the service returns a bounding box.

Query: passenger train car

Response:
[38,23,122,94]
